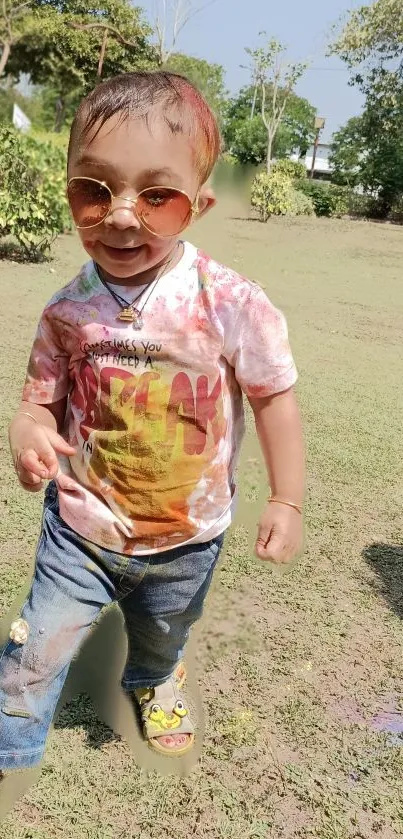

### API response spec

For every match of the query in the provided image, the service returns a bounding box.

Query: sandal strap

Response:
[137,675,195,740]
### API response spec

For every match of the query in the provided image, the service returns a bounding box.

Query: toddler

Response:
[1,71,304,771]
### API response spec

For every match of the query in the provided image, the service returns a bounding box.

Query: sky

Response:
[140,0,366,142]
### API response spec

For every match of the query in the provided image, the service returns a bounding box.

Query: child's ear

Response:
[195,185,217,220]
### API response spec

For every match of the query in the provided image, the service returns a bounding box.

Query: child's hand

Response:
[10,416,76,493]
[255,502,304,564]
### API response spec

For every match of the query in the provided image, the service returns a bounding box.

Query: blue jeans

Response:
[0,482,224,771]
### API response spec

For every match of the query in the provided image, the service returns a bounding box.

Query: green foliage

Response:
[295,179,350,218]
[230,115,267,165]
[331,0,403,215]
[329,116,364,188]
[331,0,403,66]
[0,84,43,124]
[0,1,37,77]
[243,36,310,170]
[163,52,227,122]
[347,191,381,219]
[219,151,238,166]
[0,125,71,260]
[272,158,307,181]
[389,196,403,223]
[223,84,316,166]
[288,187,315,217]
[6,1,157,131]
[251,170,314,222]
[330,72,403,214]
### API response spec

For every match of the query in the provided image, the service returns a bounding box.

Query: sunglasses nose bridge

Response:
[110,193,138,211]
[106,194,142,228]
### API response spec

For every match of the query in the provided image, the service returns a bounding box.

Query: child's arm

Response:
[249,386,305,564]
[8,296,78,491]
[9,398,76,493]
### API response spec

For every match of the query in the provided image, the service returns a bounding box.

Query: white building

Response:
[291,143,333,179]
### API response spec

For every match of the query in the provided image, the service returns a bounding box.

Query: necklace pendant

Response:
[117,306,135,322]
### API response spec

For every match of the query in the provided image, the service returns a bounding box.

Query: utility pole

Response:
[310,116,326,179]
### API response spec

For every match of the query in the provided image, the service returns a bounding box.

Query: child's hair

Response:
[68,70,222,184]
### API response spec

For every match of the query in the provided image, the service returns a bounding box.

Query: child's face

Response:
[68,113,211,282]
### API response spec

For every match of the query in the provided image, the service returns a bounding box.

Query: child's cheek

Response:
[80,235,97,253]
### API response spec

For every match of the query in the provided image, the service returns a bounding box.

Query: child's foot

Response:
[135,662,195,755]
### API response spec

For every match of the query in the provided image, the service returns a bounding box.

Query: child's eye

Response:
[144,189,172,207]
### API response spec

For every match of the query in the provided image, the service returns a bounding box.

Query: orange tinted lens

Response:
[67,178,111,228]
[137,188,192,236]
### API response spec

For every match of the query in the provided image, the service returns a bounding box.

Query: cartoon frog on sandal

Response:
[134,662,195,755]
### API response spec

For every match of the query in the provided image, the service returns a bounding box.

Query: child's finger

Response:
[17,464,44,492]
[255,532,287,563]
[46,428,76,456]
[19,448,49,479]
[55,472,77,491]
[36,445,63,479]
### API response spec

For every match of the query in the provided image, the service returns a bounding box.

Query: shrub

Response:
[348,191,379,219]
[272,159,307,181]
[0,126,71,261]
[220,151,238,166]
[389,196,403,224]
[251,170,314,221]
[295,179,350,218]
[289,187,315,216]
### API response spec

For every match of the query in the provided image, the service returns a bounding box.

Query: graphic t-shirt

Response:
[23,241,298,555]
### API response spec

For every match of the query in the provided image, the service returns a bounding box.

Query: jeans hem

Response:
[0,748,44,771]
[121,667,177,692]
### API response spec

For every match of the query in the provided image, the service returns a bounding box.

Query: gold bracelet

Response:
[268,497,303,514]
[17,411,39,424]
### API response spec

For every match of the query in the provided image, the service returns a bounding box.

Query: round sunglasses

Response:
[67,177,199,238]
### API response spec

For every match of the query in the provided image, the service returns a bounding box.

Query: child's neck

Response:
[98,241,183,288]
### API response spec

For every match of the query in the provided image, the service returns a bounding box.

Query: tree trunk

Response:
[266,131,274,173]
[0,42,11,77]
[54,97,66,133]
[97,29,108,80]
[250,85,258,119]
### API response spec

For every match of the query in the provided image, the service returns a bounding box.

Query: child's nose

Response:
[106,198,141,230]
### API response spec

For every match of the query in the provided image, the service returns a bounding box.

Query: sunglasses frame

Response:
[67,176,200,238]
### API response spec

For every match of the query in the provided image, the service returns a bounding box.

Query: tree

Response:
[7,1,157,131]
[230,115,266,165]
[331,0,403,68]
[223,84,316,166]
[153,0,219,65]
[330,0,403,214]
[164,52,227,119]
[0,0,35,76]
[329,116,366,187]
[330,78,403,213]
[244,37,309,172]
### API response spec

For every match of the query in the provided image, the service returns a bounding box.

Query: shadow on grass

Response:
[362,542,403,619]
[52,606,138,753]
[54,693,120,750]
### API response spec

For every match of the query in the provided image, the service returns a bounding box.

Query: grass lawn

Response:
[0,195,402,838]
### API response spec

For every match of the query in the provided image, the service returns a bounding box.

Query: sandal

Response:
[134,662,195,756]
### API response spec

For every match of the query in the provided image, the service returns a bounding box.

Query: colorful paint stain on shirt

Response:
[22,241,297,554]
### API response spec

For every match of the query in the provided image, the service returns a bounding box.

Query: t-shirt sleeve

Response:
[22,307,71,404]
[223,285,298,398]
